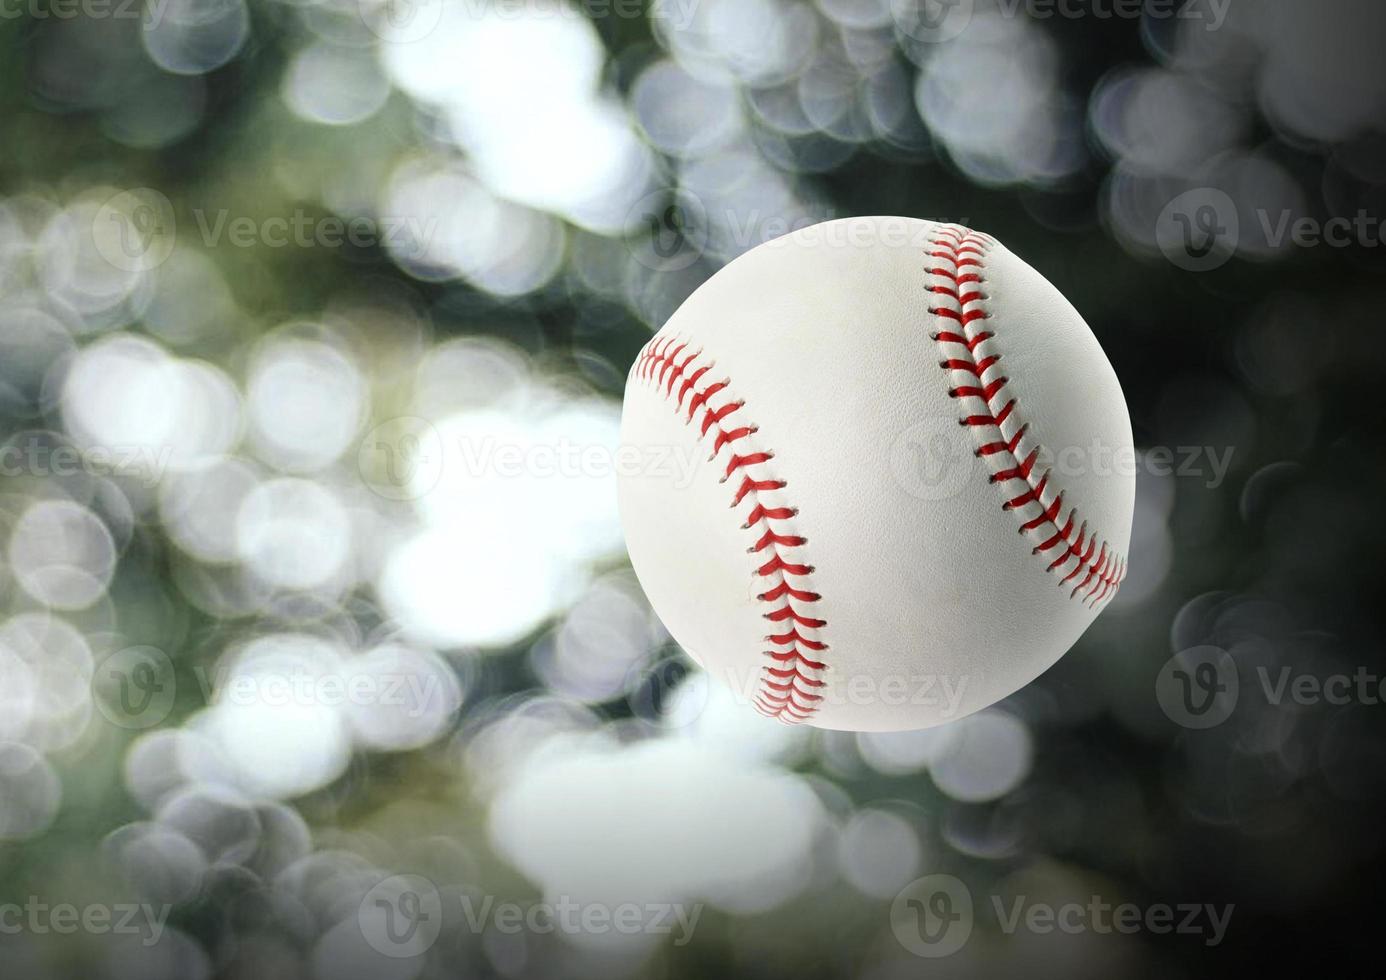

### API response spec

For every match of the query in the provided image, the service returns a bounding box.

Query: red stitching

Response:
[926,226,1127,607]
[635,336,829,723]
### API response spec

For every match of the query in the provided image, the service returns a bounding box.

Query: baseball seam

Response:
[634,336,829,724]
[925,225,1128,607]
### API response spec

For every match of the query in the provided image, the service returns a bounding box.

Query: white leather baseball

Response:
[618,217,1134,732]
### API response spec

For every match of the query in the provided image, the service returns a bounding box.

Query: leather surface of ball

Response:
[618,217,1135,732]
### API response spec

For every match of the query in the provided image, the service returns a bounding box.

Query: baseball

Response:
[618,216,1135,732]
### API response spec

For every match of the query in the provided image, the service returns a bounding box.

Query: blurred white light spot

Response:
[343,644,462,751]
[101,822,208,905]
[236,478,352,591]
[380,0,602,104]
[143,248,237,346]
[284,42,391,126]
[413,337,531,420]
[8,499,117,609]
[1090,67,1246,175]
[380,160,565,295]
[124,727,240,812]
[669,680,811,766]
[0,742,61,840]
[97,929,212,980]
[0,614,95,752]
[540,574,657,703]
[490,739,824,937]
[37,197,146,316]
[246,336,366,473]
[653,0,818,87]
[155,783,263,866]
[838,808,922,898]
[856,726,957,776]
[379,525,568,649]
[0,307,73,417]
[380,397,625,649]
[313,914,426,980]
[142,0,251,76]
[61,333,177,464]
[193,635,353,799]
[160,457,261,563]
[916,16,1079,185]
[928,710,1033,803]
[379,1,652,232]
[631,60,742,158]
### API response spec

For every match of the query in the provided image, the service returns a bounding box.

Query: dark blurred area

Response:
[2,0,1385,978]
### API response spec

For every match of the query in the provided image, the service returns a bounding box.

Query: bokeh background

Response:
[2,0,1386,977]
